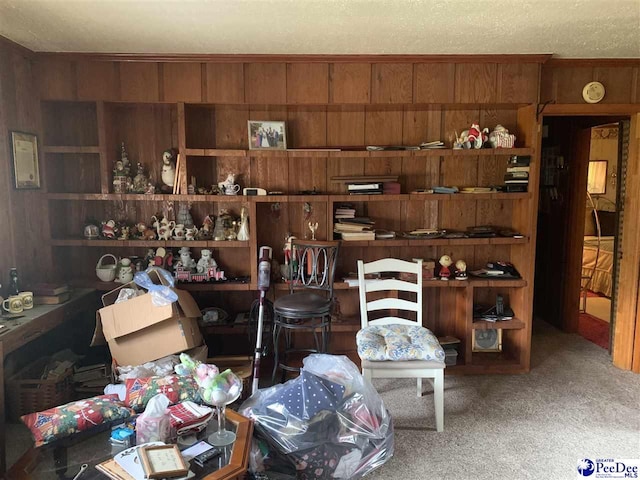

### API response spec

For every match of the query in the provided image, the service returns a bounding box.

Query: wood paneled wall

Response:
[0,40,52,288]
[32,56,544,105]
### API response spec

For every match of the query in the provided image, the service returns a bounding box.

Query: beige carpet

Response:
[585,296,611,322]
[6,320,639,480]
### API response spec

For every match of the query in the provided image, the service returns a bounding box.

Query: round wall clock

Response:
[582,81,605,104]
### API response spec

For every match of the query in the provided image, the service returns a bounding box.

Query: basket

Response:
[7,357,75,421]
[96,254,118,282]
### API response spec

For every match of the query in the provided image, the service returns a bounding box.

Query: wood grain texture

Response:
[205,63,244,103]
[454,63,497,103]
[594,67,635,104]
[371,63,413,104]
[34,58,76,100]
[216,105,250,149]
[286,63,329,104]
[287,106,327,148]
[326,106,365,147]
[402,108,442,145]
[42,102,98,146]
[329,63,371,104]
[364,107,403,145]
[552,66,594,104]
[119,62,159,102]
[414,63,455,103]
[497,63,539,104]
[244,63,286,104]
[76,61,118,100]
[162,62,202,102]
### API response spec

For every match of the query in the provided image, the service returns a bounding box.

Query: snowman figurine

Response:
[115,258,134,283]
[161,149,176,191]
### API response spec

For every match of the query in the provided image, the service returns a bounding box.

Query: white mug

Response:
[3,296,23,314]
[18,291,33,310]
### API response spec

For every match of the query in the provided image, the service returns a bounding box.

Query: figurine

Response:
[117,225,130,240]
[176,203,194,227]
[136,222,156,240]
[197,249,217,274]
[197,215,214,239]
[145,248,156,268]
[282,235,298,280]
[185,226,198,241]
[460,123,489,149]
[218,173,240,195]
[161,149,176,190]
[115,258,134,284]
[102,219,117,239]
[173,224,185,240]
[152,247,172,269]
[237,207,250,241]
[454,259,468,280]
[84,219,100,240]
[488,124,516,148]
[157,223,174,241]
[132,162,149,193]
[176,247,196,271]
[438,254,453,281]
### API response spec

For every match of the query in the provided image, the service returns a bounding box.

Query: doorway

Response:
[534,115,628,350]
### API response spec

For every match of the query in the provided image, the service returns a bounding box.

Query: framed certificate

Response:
[10,131,41,189]
[139,444,189,479]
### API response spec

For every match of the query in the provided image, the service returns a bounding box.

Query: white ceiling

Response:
[0,0,639,58]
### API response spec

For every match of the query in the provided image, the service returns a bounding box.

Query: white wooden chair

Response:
[357,258,445,432]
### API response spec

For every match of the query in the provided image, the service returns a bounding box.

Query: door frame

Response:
[542,104,640,373]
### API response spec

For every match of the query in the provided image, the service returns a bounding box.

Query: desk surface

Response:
[0,288,97,356]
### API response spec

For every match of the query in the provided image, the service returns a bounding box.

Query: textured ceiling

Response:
[0,0,639,58]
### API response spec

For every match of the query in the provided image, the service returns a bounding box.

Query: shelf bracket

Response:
[536,100,555,122]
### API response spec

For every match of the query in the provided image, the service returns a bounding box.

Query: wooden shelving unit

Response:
[40,56,541,373]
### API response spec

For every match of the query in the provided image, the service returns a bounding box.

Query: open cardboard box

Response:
[92,269,204,366]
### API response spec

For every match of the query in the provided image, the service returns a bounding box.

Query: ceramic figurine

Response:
[197,215,214,240]
[460,123,489,149]
[136,222,156,240]
[197,249,217,273]
[132,162,149,193]
[176,246,196,271]
[172,223,186,240]
[145,248,156,268]
[237,207,250,241]
[102,220,117,239]
[115,258,134,284]
[176,203,194,227]
[185,226,198,241]
[438,254,453,281]
[218,173,240,195]
[117,225,130,240]
[161,148,176,190]
[488,124,516,149]
[455,259,468,280]
[157,223,174,241]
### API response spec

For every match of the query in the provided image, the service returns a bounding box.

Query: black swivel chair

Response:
[271,239,340,383]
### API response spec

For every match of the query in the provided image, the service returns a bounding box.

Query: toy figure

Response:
[197,249,217,274]
[115,258,134,284]
[237,207,250,241]
[455,259,468,280]
[161,148,176,190]
[460,123,489,149]
[185,226,198,241]
[101,219,117,239]
[176,246,196,271]
[132,162,149,193]
[438,254,453,281]
[117,225,130,240]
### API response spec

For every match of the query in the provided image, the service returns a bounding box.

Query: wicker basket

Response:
[7,357,75,420]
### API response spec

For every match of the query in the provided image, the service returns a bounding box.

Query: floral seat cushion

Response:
[356,324,445,362]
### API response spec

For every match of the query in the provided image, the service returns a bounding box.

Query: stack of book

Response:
[504,155,531,192]
[30,283,71,304]
[334,218,375,241]
[347,182,383,195]
[334,205,356,220]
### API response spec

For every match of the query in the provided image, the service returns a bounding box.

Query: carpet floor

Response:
[6,320,639,480]
[578,312,610,349]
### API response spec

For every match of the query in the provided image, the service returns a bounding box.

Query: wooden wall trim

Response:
[0,35,34,59]
[546,58,640,67]
[34,53,554,64]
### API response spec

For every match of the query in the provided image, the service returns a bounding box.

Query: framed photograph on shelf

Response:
[248,120,287,150]
[138,444,189,479]
[10,131,41,189]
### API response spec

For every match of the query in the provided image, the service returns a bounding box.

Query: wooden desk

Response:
[0,288,98,474]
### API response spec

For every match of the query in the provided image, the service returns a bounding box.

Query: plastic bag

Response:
[240,354,394,479]
[136,393,172,444]
[134,267,178,306]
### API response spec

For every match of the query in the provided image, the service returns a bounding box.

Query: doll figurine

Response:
[161,148,176,190]
[455,259,468,280]
[438,254,453,281]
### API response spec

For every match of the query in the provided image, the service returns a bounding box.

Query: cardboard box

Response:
[92,276,203,366]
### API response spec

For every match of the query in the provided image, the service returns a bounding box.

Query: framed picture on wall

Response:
[248,120,287,150]
[10,131,41,189]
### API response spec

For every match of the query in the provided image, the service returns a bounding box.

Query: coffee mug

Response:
[18,291,33,310]
[2,296,23,314]
[224,184,241,195]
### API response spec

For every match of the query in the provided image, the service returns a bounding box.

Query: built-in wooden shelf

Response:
[45,192,530,202]
[184,147,533,158]
[472,319,525,330]
[50,238,249,248]
[43,146,101,154]
[338,237,528,247]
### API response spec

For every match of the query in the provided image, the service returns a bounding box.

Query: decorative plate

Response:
[582,81,605,104]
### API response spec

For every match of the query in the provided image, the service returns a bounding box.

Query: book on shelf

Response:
[433,186,459,194]
[506,166,530,173]
[331,175,398,183]
[34,292,71,304]
[504,172,529,181]
[366,145,420,151]
[382,181,401,194]
[508,155,531,166]
[347,182,383,191]
[334,223,374,232]
[349,190,382,195]
[338,217,375,225]
[504,179,529,184]
[339,231,376,241]
[29,283,70,296]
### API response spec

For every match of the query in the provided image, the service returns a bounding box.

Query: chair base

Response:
[363,367,444,432]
